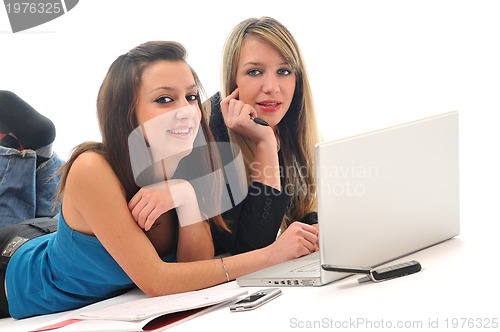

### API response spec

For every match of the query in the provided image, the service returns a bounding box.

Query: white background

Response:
[1,1,499,243]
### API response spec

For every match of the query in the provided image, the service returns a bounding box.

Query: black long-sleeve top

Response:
[208,92,317,255]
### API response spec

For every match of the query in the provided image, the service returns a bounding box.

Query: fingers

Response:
[289,222,319,255]
[129,191,154,230]
[128,186,174,231]
[136,200,161,231]
[220,88,238,119]
[135,202,164,231]
[127,191,140,212]
[220,88,257,129]
[299,234,317,255]
[312,223,320,251]
[227,87,239,100]
[128,190,145,224]
[143,208,160,231]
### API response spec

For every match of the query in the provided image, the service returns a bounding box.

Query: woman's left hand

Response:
[128,179,202,231]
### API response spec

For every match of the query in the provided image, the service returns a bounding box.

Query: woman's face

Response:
[235,36,296,129]
[135,60,201,165]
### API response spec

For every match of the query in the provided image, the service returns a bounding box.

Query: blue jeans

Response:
[0,146,63,227]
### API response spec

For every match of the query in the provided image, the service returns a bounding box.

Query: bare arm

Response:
[128,179,214,261]
[62,152,317,297]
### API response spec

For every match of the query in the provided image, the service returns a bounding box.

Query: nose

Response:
[262,73,279,94]
[175,105,195,120]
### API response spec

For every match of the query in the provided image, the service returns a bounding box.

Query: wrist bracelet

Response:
[220,257,230,282]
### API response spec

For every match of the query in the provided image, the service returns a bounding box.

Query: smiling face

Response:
[135,60,201,175]
[235,36,296,130]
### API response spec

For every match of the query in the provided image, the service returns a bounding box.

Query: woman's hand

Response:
[221,89,281,189]
[220,88,274,144]
[129,179,214,260]
[128,179,203,231]
[270,222,319,261]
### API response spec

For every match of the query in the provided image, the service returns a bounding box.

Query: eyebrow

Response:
[241,61,291,67]
[150,83,197,94]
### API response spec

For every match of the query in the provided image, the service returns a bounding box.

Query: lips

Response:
[257,100,282,113]
[166,127,193,139]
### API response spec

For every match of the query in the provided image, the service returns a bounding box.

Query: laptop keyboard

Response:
[291,261,320,273]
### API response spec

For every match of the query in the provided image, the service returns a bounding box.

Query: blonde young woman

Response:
[0,41,318,319]
[209,17,321,255]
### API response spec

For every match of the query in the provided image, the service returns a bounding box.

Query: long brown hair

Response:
[56,41,227,231]
[218,17,321,232]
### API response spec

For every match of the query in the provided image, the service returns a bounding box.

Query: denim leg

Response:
[35,152,64,217]
[0,146,37,227]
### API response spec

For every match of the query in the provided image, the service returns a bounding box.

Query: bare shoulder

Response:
[72,151,110,172]
[69,151,114,179]
[65,151,122,195]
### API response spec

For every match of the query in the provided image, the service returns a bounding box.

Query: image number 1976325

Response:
[3,0,79,33]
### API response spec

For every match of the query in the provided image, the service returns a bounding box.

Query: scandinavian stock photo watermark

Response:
[128,107,248,223]
[248,162,380,197]
[317,162,380,197]
[127,106,381,223]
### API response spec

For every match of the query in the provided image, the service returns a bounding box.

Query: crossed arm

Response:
[61,151,318,297]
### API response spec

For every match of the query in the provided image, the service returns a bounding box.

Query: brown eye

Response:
[155,96,173,104]
[186,94,199,102]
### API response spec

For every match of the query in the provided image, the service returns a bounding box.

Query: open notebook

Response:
[31,288,247,331]
[237,111,460,287]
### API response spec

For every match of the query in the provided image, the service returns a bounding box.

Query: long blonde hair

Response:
[219,17,320,232]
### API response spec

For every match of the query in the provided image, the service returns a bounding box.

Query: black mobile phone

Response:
[322,260,421,283]
[229,288,282,311]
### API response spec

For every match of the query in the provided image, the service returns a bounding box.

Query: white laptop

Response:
[236,111,460,287]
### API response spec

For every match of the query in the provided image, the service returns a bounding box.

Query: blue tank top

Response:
[6,213,176,319]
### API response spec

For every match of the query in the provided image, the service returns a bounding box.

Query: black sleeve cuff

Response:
[300,212,318,225]
[212,181,291,255]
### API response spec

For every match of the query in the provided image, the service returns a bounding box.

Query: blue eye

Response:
[247,69,262,76]
[278,68,293,76]
[155,96,173,104]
